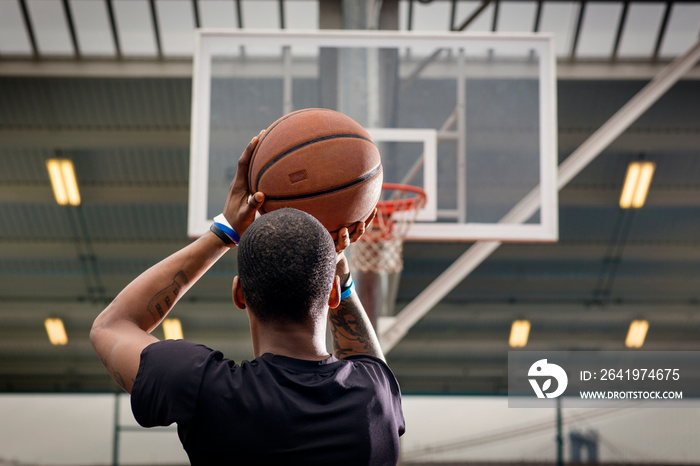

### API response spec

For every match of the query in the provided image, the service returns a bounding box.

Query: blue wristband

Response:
[213,214,241,245]
[210,223,235,246]
[340,277,355,300]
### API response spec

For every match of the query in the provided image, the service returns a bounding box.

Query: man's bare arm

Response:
[90,133,265,393]
[89,233,231,392]
[328,251,385,362]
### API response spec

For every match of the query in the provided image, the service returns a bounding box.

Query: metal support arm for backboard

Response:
[380,39,700,353]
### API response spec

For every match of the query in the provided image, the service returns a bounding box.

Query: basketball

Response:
[248,108,383,234]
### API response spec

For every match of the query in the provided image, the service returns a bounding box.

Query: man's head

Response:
[235,208,337,324]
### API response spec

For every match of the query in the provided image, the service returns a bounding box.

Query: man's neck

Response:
[249,314,330,361]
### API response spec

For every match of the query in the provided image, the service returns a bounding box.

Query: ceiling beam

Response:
[0,129,189,148]
[2,59,699,80]
[0,185,187,204]
[559,187,700,206]
[2,127,695,152]
[19,183,700,207]
[559,131,700,152]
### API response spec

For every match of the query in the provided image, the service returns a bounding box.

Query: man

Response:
[90,133,405,465]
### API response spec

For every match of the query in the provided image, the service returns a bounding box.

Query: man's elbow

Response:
[89,320,104,352]
[89,307,112,352]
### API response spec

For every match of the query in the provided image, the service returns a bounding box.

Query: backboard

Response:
[188,30,558,242]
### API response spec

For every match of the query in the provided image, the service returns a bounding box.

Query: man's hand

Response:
[333,207,377,254]
[222,131,266,237]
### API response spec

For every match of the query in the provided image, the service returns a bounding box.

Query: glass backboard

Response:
[189,30,558,241]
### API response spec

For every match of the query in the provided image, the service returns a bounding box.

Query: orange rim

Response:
[375,183,426,215]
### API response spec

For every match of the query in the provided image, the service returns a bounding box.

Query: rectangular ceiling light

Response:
[509,320,531,348]
[46,158,81,206]
[163,318,183,340]
[45,318,68,346]
[619,161,655,209]
[625,319,649,348]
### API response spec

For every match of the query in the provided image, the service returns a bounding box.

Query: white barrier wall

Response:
[0,394,698,464]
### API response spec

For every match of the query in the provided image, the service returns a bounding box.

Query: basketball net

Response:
[351,183,426,274]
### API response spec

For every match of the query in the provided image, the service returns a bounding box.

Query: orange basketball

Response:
[248,108,383,234]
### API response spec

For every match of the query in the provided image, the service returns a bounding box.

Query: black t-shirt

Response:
[131,340,405,465]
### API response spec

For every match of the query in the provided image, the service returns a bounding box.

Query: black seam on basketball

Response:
[254,133,376,190]
[264,164,382,201]
[249,109,334,191]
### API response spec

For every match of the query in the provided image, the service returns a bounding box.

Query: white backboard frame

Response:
[188,29,558,242]
[367,128,438,223]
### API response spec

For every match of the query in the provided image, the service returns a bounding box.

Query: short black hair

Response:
[237,208,336,324]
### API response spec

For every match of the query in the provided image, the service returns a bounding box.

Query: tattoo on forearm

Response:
[329,302,373,358]
[146,271,189,321]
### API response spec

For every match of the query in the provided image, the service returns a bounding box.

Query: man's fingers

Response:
[233,130,265,190]
[348,222,364,243]
[346,208,376,243]
[336,227,350,253]
[249,192,265,209]
[244,192,265,216]
[365,207,378,228]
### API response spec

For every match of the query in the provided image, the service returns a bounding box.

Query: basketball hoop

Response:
[351,183,426,274]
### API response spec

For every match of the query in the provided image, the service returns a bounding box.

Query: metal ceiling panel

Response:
[0,258,84,277]
[79,203,187,241]
[576,2,623,59]
[0,0,33,55]
[70,0,115,57]
[459,0,497,32]
[617,2,667,59]
[0,204,74,240]
[496,1,538,33]
[632,81,700,130]
[285,0,319,29]
[0,77,191,129]
[240,0,281,29]
[539,1,579,57]
[659,3,700,57]
[558,80,645,130]
[648,153,700,186]
[627,207,700,241]
[94,257,170,277]
[156,0,196,57]
[0,149,53,183]
[411,0,454,31]
[565,153,631,188]
[199,0,239,29]
[558,206,624,241]
[0,146,190,211]
[70,147,189,186]
[112,0,158,57]
[26,0,73,56]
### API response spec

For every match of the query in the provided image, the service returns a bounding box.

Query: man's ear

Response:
[232,276,246,310]
[328,276,341,309]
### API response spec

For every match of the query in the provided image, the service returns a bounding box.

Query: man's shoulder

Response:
[143,338,211,353]
[342,354,403,395]
[343,353,395,373]
[135,340,230,389]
